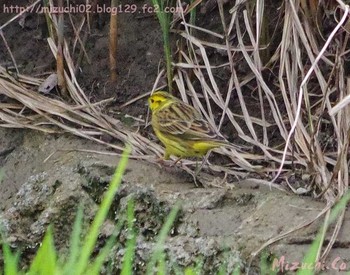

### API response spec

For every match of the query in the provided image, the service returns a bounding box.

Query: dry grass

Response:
[171,0,350,264]
[0,0,349,267]
[109,0,118,82]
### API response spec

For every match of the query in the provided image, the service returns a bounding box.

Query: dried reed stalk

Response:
[109,0,118,82]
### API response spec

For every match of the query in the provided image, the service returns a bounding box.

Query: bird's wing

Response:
[157,101,220,140]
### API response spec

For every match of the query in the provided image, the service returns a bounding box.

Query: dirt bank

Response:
[1,128,349,273]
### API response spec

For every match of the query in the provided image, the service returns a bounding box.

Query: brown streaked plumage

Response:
[148,91,228,159]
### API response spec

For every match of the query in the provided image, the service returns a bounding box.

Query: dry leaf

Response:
[38,73,58,94]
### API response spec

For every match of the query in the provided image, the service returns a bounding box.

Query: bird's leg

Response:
[154,157,167,168]
[170,157,182,167]
[194,153,209,177]
[153,150,170,166]
[192,172,200,187]
[154,150,182,168]
[154,151,172,167]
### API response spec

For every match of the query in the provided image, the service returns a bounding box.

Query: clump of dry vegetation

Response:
[0,0,349,266]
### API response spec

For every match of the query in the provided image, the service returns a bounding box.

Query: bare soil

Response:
[1,128,350,273]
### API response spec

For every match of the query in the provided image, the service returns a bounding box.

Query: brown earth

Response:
[1,0,350,274]
[1,128,350,274]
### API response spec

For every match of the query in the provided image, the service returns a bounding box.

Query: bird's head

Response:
[148,91,174,112]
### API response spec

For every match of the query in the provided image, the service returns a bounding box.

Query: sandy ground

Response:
[1,128,349,273]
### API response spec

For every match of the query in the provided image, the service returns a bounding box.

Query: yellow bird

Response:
[148,91,229,160]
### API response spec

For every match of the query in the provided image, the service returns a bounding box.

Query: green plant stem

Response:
[75,145,131,274]
[151,0,173,92]
[146,202,180,274]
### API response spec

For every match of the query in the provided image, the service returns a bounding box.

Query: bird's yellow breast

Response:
[148,91,227,159]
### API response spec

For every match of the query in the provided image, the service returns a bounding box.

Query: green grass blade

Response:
[171,261,183,275]
[62,204,84,275]
[85,235,115,275]
[146,202,180,275]
[150,0,173,92]
[157,252,166,275]
[86,213,126,275]
[121,199,136,275]
[42,0,53,38]
[28,226,57,275]
[232,266,241,275]
[0,172,20,275]
[260,250,276,275]
[297,191,350,275]
[189,0,196,31]
[184,267,196,275]
[75,145,131,274]
[2,242,20,275]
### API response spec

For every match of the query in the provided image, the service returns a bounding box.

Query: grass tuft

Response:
[146,202,180,274]
[75,145,131,274]
[121,199,137,275]
[29,226,57,275]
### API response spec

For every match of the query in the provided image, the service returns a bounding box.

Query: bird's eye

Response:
[151,99,154,103]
